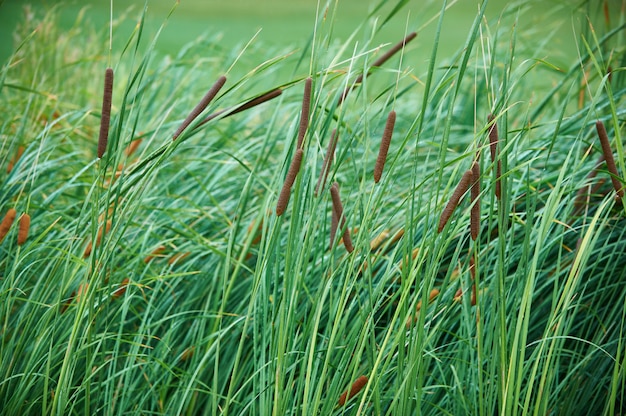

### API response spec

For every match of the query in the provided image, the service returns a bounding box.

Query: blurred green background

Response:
[0,0,581,67]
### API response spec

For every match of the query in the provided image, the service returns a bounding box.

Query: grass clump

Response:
[0,1,625,415]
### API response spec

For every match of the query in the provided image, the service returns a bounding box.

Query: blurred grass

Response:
[0,0,578,68]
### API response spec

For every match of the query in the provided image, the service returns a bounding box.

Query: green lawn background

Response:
[1,0,579,69]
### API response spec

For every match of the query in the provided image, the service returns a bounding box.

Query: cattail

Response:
[84,220,112,257]
[60,291,76,314]
[17,213,30,245]
[595,120,624,199]
[125,138,142,156]
[200,88,282,124]
[470,160,480,240]
[7,145,25,174]
[76,283,89,304]
[330,204,338,250]
[438,170,473,233]
[181,346,195,361]
[297,77,312,149]
[314,129,338,196]
[416,288,440,312]
[337,32,417,106]
[374,110,396,183]
[607,65,613,84]
[112,278,129,299]
[144,245,166,263]
[173,75,227,140]
[276,148,304,216]
[487,114,502,199]
[370,229,390,251]
[97,67,114,158]
[338,375,368,406]
[169,251,190,265]
[330,182,353,253]
[0,208,17,243]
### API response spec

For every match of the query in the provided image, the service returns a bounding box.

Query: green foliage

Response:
[0,1,625,415]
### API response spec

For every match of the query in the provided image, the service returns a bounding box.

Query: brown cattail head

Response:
[0,208,17,243]
[330,182,354,253]
[315,129,338,196]
[98,67,114,158]
[173,75,227,140]
[607,65,613,84]
[595,120,624,199]
[337,32,417,106]
[84,220,112,258]
[125,138,142,157]
[17,213,30,245]
[112,278,129,299]
[470,160,480,240]
[7,145,25,174]
[276,148,304,216]
[144,245,166,263]
[438,169,473,233]
[168,251,190,265]
[330,202,338,250]
[487,114,502,199]
[338,375,368,406]
[297,77,312,149]
[200,88,282,125]
[374,110,396,183]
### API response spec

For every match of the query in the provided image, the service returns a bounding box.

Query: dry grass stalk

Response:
[337,32,417,106]
[330,182,354,253]
[470,159,480,240]
[0,208,17,244]
[297,77,312,149]
[200,88,282,124]
[437,170,473,233]
[276,148,304,216]
[595,120,624,199]
[338,375,368,406]
[374,110,396,183]
[144,245,166,263]
[173,75,227,140]
[112,278,130,299]
[17,213,30,245]
[314,129,338,196]
[487,114,502,199]
[97,67,114,158]
[7,145,25,174]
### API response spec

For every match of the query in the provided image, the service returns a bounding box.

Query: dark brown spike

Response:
[173,75,227,140]
[276,149,304,216]
[596,120,624,199]
[17,213,30,245]
[297,78,312,149]
[97,67,114,158]
[338,375,368,406]
[0,208,17,243]
[470,160,480,240]
[330,182,353,253]
[438,170,473,233]
[374,110,396,183]
[337,32,417,106]
[315,129,338,196]
[200,88,282,125]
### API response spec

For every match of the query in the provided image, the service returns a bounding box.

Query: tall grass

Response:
[0,0,625,415]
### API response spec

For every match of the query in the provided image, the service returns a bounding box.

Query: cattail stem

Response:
[97,67,114,158]
[374,110,396,183]
[338,375,368,406]
[438,170,473,233]
[200,88,282,125]
[337,32,417,106]
[315,129,338,196]
[470,159,480,240]
[596,120,624,199]
[173,75,227,140]
[276,149,304,216]
[297,78,312,149]
[0,208,17,243]
[330,182,353,252]
[17,213,30,245]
